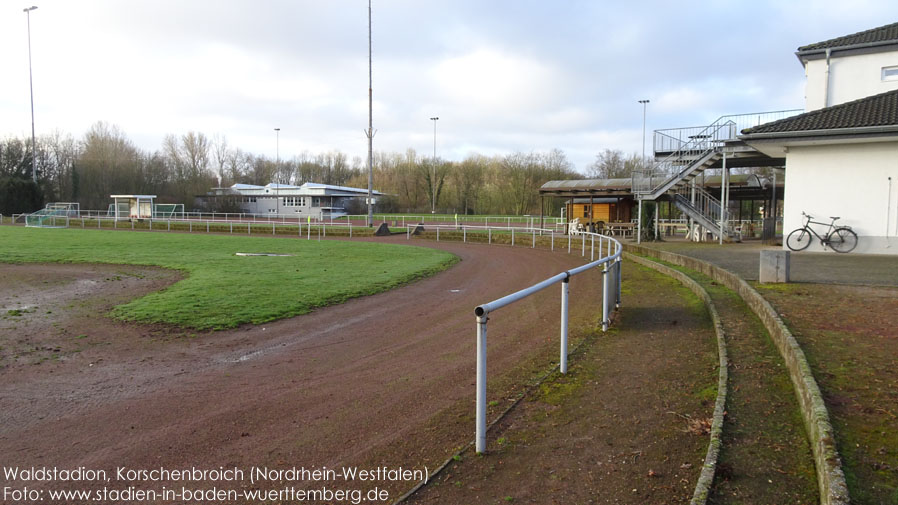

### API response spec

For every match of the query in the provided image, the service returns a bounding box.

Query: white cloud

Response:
[432,48,566,114]
[3,0,898,176]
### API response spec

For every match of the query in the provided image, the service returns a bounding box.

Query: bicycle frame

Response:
[800,214,838,243]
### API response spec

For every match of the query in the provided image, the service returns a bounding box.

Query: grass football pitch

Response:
[0,227,457,329]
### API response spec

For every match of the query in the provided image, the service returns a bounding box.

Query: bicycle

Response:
[786,212,858,253]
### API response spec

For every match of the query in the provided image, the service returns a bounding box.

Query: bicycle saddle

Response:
[830,216,840,220]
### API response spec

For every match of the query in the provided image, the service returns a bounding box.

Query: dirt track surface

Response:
[1,238,608,503]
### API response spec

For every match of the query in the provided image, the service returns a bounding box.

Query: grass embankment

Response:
[631,256,818,503]
[756,282,898,504]
[0,227,457,329]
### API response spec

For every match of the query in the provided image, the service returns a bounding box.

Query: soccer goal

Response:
[106,203,130,217]
[25,202,80,228]
[153,203,185,219]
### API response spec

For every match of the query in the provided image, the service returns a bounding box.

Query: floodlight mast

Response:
[275,127,280,217]
[24,5,38,184]
[430,117,438,213]
[365,0,375,227]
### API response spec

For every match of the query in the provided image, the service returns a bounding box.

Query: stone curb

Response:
[623,253,728,505]
[624,244,849,505]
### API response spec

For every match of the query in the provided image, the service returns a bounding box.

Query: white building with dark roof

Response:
[739,22,898,255]
[200,182,384,219]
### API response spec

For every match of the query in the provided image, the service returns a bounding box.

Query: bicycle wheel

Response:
[829,227,858,253]
[786,228,811,251]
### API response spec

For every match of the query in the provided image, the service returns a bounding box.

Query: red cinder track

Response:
[0,237,605,501]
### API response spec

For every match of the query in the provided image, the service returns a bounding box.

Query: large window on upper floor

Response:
[882,65,898,81]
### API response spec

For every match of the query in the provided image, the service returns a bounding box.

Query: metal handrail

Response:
[676,184,723,225]
[472,231,623,453]
[653,108,803,153]
[633,120,734,196]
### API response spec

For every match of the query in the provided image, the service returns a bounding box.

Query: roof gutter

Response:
[824,48,831,107]
[740,124,898,141]
[795,39,898,63]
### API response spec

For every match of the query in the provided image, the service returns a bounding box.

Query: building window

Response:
[882,65,898,81]
[582,206,589,218]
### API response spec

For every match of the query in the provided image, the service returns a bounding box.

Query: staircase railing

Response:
[652,108,803,154]
[675,184,722,226]
[632,120,734,196]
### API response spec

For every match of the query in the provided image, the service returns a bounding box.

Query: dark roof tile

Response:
[798,22,898,52]
[740,90,898,135]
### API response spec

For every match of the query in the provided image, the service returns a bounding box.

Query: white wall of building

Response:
[805,50,898,111]
[783,141,898,254]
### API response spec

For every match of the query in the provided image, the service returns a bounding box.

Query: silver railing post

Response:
[560,276,570,374]
[581,232,585,256]
[602,261,610,332]
[591,234,595,261]
[475,314,488,454]
[616,257,622,308]
[511,227,515,246]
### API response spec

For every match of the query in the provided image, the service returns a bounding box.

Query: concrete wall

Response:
[805,50,898,111]
[783,141,898,255]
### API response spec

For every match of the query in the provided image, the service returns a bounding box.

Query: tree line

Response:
[1,121,649,216]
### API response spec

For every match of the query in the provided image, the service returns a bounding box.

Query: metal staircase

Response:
[633,109,802,241]
[632,120,735,240]
[671,185,731,240]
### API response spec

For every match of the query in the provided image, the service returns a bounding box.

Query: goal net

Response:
[25,202,80,228]
[153,203,184,219]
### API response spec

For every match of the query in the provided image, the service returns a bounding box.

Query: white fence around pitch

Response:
[407,223,621,260]
[472,232,623,453]
[9,213,364,240]
[347,214,565,231]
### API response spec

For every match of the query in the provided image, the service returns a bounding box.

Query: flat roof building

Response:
[199,182,384,219]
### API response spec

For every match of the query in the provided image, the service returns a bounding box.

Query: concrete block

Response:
[759,250,790,283]
[374,222,391,236]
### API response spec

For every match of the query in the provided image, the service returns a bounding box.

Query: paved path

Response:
[639,239,898,286]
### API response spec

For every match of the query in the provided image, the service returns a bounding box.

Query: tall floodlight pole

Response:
[24,6,38,184]
[430,117,439,214]
[274,127,280,216]
[638,99,650,161]
[365,0,375,227]
[637,99,650,244]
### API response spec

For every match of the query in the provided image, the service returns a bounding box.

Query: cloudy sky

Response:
[2,0,897,172]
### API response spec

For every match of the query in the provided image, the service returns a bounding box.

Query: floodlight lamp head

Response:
[24,6,38,12]
[430,117,439,121]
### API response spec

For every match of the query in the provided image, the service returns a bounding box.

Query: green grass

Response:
[0,227,458,329]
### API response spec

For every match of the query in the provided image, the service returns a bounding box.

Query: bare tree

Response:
[587,149,626,179]
[212,134,229,186]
